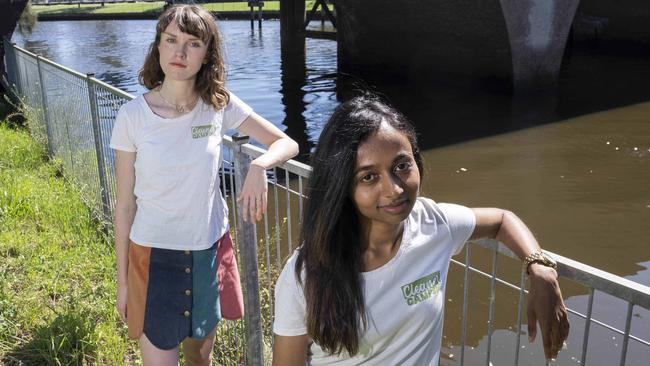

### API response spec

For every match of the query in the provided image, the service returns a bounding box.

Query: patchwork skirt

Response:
[126,233,230,350]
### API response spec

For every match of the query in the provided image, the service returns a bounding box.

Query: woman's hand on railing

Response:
[237,162,268,223]
[527,264,570,360]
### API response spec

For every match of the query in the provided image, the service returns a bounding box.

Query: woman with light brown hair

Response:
[110,5,298,364]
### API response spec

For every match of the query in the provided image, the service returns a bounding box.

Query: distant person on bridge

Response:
[110,4,298,365]
[272,95,569,365]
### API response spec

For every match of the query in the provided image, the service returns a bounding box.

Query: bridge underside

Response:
[572,0,650,51]
[334,0,579,93]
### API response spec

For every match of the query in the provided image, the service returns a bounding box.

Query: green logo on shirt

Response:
[192,125,217,139]
[401,271,441,306]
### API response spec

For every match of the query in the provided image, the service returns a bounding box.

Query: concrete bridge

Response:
[281,0,650,93]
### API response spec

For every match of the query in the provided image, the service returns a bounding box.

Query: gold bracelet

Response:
[523,251,557,274]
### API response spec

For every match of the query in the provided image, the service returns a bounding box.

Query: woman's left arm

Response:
[470,208,570,361]
[236,112,299,222]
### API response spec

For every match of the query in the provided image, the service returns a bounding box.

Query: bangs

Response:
[145,4,228,110]
[173,6,212,43]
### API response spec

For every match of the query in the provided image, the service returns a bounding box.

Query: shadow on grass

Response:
[0,97,10,121]
[0,93,26,127]
[2,310,97,365]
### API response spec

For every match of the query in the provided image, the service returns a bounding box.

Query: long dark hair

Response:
[139,5,229,109]
[295,95,422,356]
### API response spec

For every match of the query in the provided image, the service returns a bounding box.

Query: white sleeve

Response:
[273,254,308,336]
[438,203,476,255]
[109,107,136,152]
[222,91,253,133]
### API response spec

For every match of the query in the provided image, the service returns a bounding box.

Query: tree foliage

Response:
[19,0,38,35]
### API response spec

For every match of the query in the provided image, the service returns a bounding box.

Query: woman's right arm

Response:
[114,150,137,322]
[272,334,309,366]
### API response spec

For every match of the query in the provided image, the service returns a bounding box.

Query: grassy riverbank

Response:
[0,99,274,363]
[0,118,138,364]
[32,1,322,15]
[0,125,129,363]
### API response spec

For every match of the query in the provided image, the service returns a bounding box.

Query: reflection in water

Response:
[96,70,134,91]
[21,39,52,60]
[12,19,650,364]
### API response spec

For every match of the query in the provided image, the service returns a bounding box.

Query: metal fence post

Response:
[232,133,265,366]
[86,73,111,224]
[36,55,55,157]
[2,38,16,89]
[11,43,21,95]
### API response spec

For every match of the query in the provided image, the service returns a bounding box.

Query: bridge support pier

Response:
[499,0,580,93]
[280,0,306,65]
[280,0,305,41]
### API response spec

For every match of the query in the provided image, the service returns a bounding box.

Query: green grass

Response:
[0,115,277,364]
[31,1,321,15]
[0,122,139,365]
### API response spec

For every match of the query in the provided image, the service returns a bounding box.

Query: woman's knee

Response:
[139,333,180,366]
[182,334,215,366]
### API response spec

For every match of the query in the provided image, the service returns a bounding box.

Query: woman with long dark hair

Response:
[272,96,569,365]
[110,5,298,364]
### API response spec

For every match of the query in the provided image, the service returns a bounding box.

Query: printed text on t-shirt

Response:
[192,124,217,139]
[401,271,441,306]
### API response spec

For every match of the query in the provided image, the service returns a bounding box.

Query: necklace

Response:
[156,87,198,114]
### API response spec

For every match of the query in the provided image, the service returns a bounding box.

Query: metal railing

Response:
[4,38,650,365]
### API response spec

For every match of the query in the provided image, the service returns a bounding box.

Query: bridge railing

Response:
[3,38,650,366]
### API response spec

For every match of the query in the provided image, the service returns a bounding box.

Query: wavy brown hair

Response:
[295,95,423,356]
[139,4,229,109]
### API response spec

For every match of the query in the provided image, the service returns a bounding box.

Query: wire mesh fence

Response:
[4,38,650,365]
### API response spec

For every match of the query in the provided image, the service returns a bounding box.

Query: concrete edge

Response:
[37,10,280,21]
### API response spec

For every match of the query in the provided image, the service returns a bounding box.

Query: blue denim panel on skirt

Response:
[141,240,221,350]
[192,243,221,338]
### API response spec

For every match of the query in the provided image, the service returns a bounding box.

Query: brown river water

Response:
[428,102,650,365]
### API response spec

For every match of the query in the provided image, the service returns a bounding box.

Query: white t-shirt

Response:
[273,197,476,366]
[109,92,252,250]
